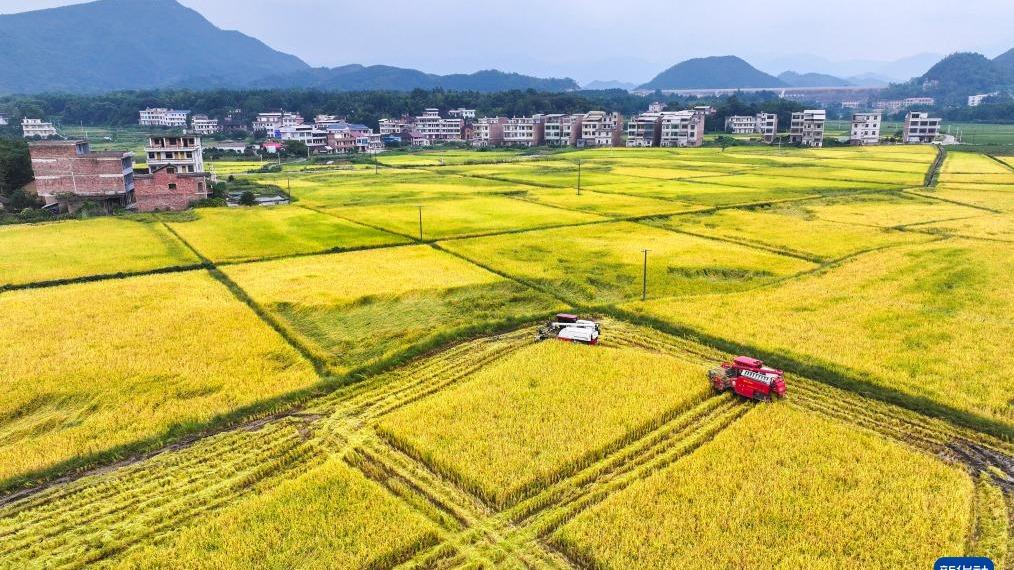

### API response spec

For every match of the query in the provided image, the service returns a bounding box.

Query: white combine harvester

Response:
[536,313,601,345]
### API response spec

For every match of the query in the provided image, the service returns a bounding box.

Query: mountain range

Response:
[0,0,577,94]
[0,0,1010,102]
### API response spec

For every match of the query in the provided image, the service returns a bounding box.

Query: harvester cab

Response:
[537,313,600,345]
[708,356,786,402]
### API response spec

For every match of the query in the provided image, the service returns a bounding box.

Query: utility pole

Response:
[286,175,291,201]
[417,205,423,241]
[641,249,650,301]
[576,159,582,196]
[375,152,379,174]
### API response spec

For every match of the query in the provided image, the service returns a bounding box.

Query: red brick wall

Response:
[133,168,208,212]
[30,144,129,201]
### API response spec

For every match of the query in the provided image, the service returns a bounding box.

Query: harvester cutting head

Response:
[536,313,601,345]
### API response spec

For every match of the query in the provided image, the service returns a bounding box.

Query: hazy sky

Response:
[2,0,1012,83]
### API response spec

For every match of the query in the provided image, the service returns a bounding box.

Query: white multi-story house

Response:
[278,124,328,151]
[502,116,544,147]
[647,101,666,113]
[190,115,220,135]
[471,117,506,147]
[252,112,304,133]
[414,109,463,142]
[755,113,778,143]
[626,113,662,147]
[903,111,941,143]
[724,115,757,134]
[145,135,204,173]
[580,111,622,147]
[968,92,999,107]
[0,113,8,126]
[903,97,935,107]
[448,108,477,120]
[789,110,826,147]
[659,111,703,147]
[849,112,882,145]
[21,118,58,138]
[355,133,385,154]
[379,118,412,137]
[874,100,904,112]
[543,114,583,146]
[138,108,190,128]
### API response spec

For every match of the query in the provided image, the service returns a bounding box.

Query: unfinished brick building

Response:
[133,165,209,212]
[28,140,208,213]
[29,140,135,213]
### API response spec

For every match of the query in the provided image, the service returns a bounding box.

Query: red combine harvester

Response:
[536,313,600,345]
[709,356,786,401]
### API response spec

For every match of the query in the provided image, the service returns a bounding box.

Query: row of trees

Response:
[0,88,813,133]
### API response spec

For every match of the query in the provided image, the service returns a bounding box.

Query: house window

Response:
[168,183,177,190]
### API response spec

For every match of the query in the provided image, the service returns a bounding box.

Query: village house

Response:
[903,111,941,143]
[22,118,59,138]
[789,110,826,147]
[138,108,190,128]
[659,111,704,147]
[579,111,623,147]
[145,135,205,173]
[849,112,882,145]
[543,114,583,146]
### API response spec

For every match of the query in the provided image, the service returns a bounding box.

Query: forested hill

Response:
[0,0,309,94]
[639,56,786,90]
[0,0,577,95]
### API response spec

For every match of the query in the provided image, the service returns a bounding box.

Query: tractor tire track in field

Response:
[788,379,1014,492]
[374,327,752,569]
[0,329,535,569]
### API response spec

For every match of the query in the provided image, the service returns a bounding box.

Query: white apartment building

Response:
[0,113,8,126]
[968,92,999,107]
[138,108,190,128]
[278,124,328,150]
[252,112,304,133]
[725,115,757,134]
[543,114,583,146]
[22,118,58,138]
[190,114,220,135]
[502,116,544,146]
[580,111,622,147]
[626,113,663,147]
[471,117,506,147]
[840,100,862,109]
[379,118,413,136]
[647,101,666,113]
[789,110,826,147]
[903,97,935,107]
[145,135,204,173]
[355,133,385,154]
[415,109,463,142]
[448,108,477,120]
[874,100,905,112]
[659,111,704,147]
[903,111,941,143]
[755,113,778,143]
[849,112,882,145]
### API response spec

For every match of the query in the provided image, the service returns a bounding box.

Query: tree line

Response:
[0,88,810,133]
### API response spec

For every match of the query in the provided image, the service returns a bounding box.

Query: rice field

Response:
[2,144,1011,569]
[0,270,318,487]
[625,239,1014,428]
[377,340,713,507]
[166,206,408,262]
[0,217,199,287]
[442,221,816,304]
[327,195,603,239]
[554,404,974,569]
[222,245,563,373]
